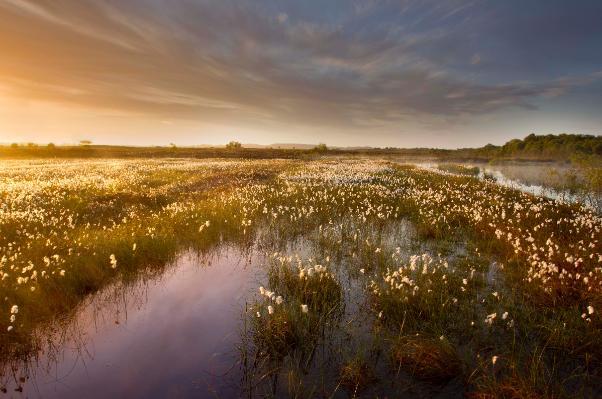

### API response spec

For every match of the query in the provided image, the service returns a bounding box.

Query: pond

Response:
[2,220,440,398]
[2,248,262,398]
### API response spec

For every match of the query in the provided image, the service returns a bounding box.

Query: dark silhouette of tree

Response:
[497,134,602,159]
[226,141,242,150]
[314,143,328,152]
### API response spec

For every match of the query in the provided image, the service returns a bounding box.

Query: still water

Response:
[2,222,430,398]
[411,161,597,208]
[5,248,262,398]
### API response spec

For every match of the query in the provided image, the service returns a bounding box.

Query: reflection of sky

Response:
[15,249,260,398]
[0,1,601,147]
[414,161,590,207]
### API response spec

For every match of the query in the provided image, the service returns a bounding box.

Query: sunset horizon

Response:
[1,1,601,148]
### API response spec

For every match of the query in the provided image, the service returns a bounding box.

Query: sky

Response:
[0,0,601,148]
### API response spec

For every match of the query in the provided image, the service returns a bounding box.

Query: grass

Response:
[339,356,377,394]
[0,159,292,364]
[244,255,343,373]
[391,335,463,384]
[1,157,601,397]
[437,163,481,176]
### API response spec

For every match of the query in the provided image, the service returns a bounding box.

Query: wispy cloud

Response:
[0,0,601,144]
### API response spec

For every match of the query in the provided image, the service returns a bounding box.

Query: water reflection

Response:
[406,160,600,211]
[1,219,482,398]
[239,220,468,398]
[2,248,262,398]
[476,163,576,200]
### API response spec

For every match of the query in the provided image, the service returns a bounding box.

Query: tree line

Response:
[1,134,600,162]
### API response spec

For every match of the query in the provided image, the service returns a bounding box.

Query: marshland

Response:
[2,2,602,397]
[0,154,600,398]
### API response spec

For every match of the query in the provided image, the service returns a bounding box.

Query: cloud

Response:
[0,0,600,136]
[277,13,288,24]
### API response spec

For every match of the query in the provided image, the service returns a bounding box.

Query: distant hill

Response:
[182,143,318,149]
[269,143,317,149]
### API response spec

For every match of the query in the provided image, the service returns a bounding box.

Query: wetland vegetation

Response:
[0,157,600,398]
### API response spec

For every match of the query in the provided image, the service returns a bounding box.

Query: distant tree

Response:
[226,141,242,150]
[79,140,92,146]
[47,143,56,149]
[486,134,602,161]
[169,143,177,149]
[26,142,37,147]
[10,143,18,149]
[314,143,328,153]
